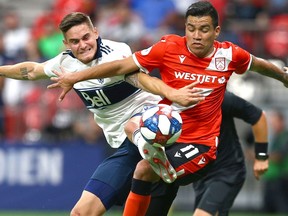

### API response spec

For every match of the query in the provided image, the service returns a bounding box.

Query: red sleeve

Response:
[232,44,252,74]
[134,39,167,73]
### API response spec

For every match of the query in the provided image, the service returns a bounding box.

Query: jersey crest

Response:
[215,57,226,70]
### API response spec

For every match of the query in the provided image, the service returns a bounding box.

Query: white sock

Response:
[132,129,146,147]
[132,129,147,159]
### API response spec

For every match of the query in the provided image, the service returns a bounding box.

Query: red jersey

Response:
[133,34,252,147]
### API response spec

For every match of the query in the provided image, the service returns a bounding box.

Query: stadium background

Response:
[0,0,287,215]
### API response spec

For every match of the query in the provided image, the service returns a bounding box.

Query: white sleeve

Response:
[121,42,133,57]
[43,53,63,77]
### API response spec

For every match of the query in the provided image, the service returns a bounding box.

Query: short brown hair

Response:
[59,12,94,34]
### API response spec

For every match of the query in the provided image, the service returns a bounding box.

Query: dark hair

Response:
[185,1,219,28]
[59,12,94,34]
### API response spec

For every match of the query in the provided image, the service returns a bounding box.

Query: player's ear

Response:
[215,26,221,39]
[93,27,99,39]
[62,39,69,48]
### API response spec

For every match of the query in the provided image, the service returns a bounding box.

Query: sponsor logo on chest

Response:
[79,89,111,108]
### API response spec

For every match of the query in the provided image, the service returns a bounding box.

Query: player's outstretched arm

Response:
[250,57,288,87]
[252,111,269,180]
[0,62,46,80]
[48,56,138,100]
[49,56,137,86]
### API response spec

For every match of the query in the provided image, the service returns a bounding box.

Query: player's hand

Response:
[253,159,269,180]
[47,67,74,101]
[166,81,205,107]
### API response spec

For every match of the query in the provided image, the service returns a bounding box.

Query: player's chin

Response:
[191,49,207,58]
[78,54,94,64]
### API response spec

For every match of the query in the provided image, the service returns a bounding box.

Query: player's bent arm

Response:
[125,72,204,107]
[0,62,47,80]
[250,56,288,87]
[251,111,269,180]
[252,111,268,143]
[138,72,205,106]
[132,72,176,98]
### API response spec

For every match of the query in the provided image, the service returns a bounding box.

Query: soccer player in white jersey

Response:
[0,12,203,215]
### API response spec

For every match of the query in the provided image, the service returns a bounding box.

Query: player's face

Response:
[185,15,220,58]
[63,23,99,64]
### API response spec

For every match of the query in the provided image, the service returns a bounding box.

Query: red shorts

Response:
[165,142,217,186]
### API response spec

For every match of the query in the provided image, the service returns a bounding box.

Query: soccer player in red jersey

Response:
[49,1,288,215]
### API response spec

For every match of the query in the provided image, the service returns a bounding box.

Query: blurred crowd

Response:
[0,0,287,213]
[0,0,287,146]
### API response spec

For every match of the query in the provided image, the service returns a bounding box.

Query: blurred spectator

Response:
[267,0,288,17]
[52,0,96,24]
[96,1,146,51]
[129,0,176,31]
[1,10,34,142]
[22,86,86,144]
[264,15,288,61]
[72,112,106,145]
[225,0,267,20]
[0,33,13,65]
[221,0,268,52]
[43,88,86,144]
[0,76,4,141]
[2,10,30,62]
[37,17,64,59]
[24,38,46,62]
[262,109,288,213]
[30,9,64,60]
[0,34,7,141]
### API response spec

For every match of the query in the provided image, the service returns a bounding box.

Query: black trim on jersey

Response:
[95,37,103,58]
[74,81,140,109]
[100,44,114,55]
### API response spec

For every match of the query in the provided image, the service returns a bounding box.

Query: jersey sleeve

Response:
[120,42,133,58]
[232,44,252,75]
[222,91,262,125]
[133,39,166,73]
[43,53,63,77]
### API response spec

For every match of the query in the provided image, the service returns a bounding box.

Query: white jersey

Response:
[44,38,161,148]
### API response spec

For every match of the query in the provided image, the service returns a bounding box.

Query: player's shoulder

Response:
[159,34,185,45]
[101,39,130,50]
[101,39,132,56]
[215,40,237,48]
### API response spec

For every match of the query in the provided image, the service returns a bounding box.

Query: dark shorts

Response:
[84,138,142,210]
[147,165,245,216]
[165,142,216,186]
[194,179,245,216]
[146,142,216,216]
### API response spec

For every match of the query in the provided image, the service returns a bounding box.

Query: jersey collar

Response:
[94,37,102,60]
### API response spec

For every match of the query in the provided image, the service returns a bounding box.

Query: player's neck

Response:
[187,45,216,58]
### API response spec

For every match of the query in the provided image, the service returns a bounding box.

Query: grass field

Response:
[0,211,287,216]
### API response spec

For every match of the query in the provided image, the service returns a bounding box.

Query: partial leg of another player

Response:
[125,115,177,183]
[146,182,179,216]
[122,116,176,216]
[71,191,106,216]
[193,180,244,216]
[71,138,142,216]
